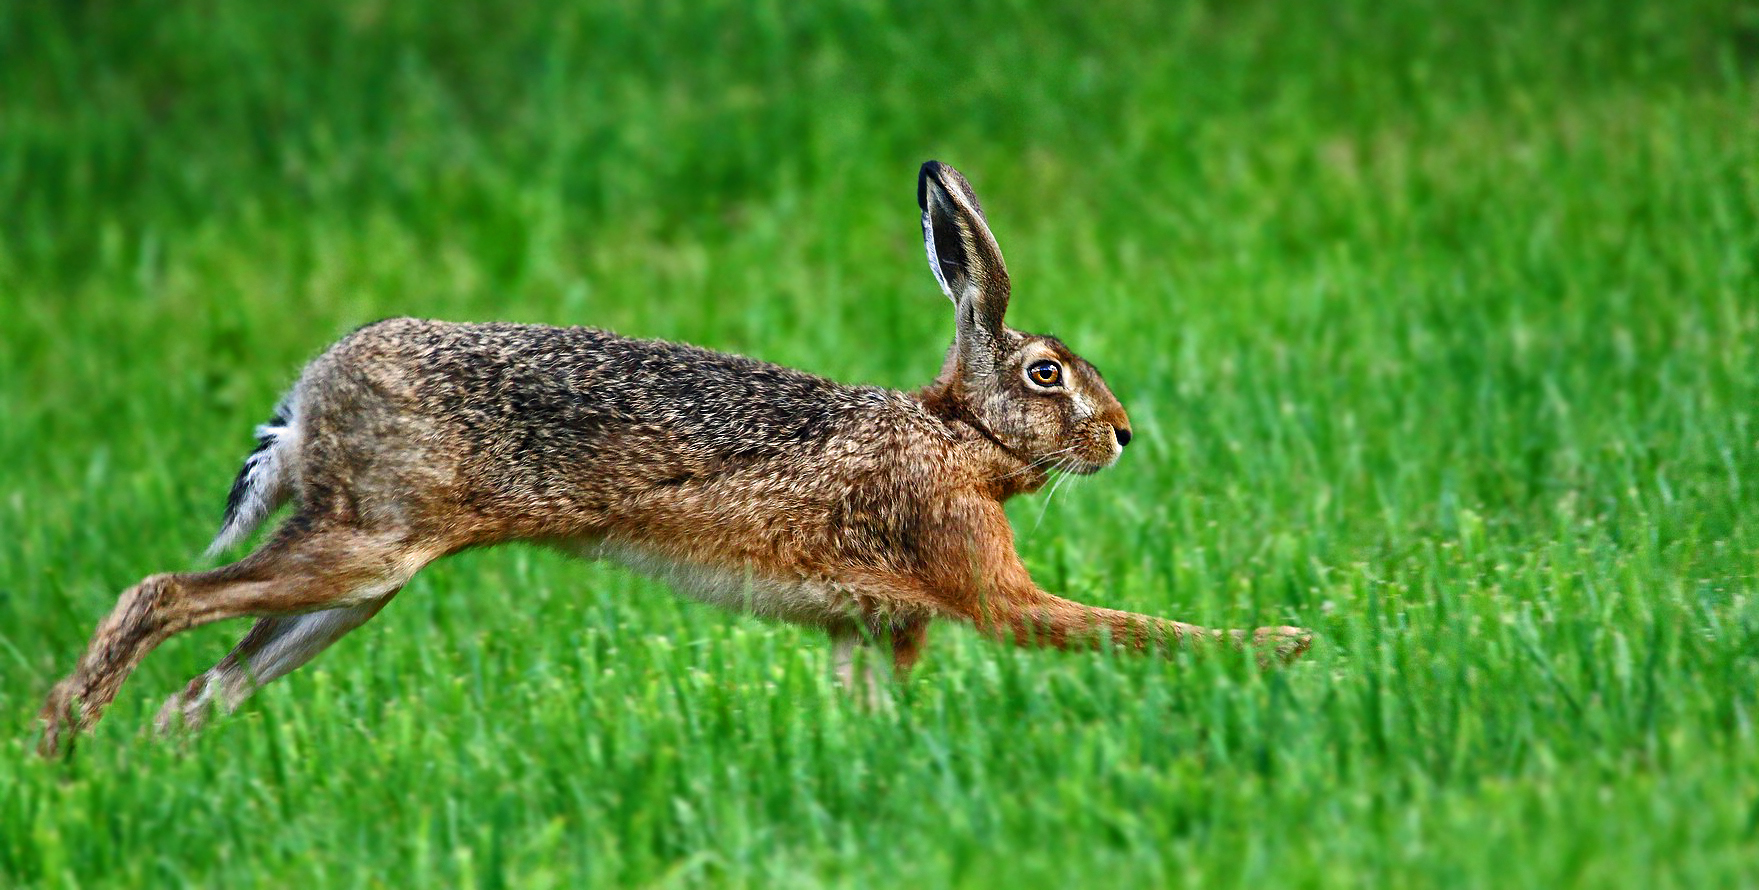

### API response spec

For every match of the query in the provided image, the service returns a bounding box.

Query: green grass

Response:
[4,0,1758,886]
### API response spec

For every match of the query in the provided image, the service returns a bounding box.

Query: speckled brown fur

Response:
[37,162,1309,757]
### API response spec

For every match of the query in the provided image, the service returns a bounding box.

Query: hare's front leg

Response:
[925,500,1312,666]
[980,592,1313,665]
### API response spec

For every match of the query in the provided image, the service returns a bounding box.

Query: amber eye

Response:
[1027,360,1063,387]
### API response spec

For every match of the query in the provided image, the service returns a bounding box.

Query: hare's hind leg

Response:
[155,594,398,734]
[828,617,930,705]
[886,619,930,680]
[38,521,432,757]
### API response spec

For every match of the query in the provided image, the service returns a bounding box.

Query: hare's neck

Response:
[914,376,1008,450]
[912,379,1047,500]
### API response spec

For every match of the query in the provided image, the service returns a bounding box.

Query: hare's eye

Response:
[1027,360,1063,387]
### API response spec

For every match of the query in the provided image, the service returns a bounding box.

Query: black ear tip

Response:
[917,160,943,211]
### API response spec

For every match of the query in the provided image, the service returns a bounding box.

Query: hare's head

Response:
[918,161,1131,476]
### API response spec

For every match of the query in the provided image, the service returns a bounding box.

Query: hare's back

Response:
[300,318,896,533]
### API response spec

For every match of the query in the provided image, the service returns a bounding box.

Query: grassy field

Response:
[4,0,1757,886]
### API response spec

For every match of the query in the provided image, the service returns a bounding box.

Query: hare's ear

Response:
[919,161,1011,362]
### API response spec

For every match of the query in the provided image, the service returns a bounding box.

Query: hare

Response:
[37,161,1310,757]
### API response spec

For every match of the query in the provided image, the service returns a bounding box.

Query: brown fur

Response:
[38,161,1309,757]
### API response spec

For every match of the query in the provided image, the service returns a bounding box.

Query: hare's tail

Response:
[206,393,300,557]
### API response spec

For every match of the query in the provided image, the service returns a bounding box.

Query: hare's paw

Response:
[155,675,222,736]
[1251,625,1313,666]
[37,678,88,758]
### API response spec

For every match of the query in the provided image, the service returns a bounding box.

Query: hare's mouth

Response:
[1052,439,1123,475]
[1054,455,1114,476]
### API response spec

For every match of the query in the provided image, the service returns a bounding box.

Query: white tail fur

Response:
[206,393,299,557]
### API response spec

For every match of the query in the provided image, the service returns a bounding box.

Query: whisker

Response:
[1029,467,1075,533]
[993,446,1080,482]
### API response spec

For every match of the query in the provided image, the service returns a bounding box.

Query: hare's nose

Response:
[1114,426,1132,447]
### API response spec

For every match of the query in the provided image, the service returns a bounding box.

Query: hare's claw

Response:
[1252,625,1314,666]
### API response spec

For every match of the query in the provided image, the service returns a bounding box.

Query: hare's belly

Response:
[584,540,856,626]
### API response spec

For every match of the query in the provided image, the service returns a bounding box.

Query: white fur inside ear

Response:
[921,209,957,303]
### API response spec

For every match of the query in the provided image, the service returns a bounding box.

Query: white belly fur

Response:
[583,540,855,627]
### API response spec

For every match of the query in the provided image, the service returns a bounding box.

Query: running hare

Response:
[39,161,1310,756]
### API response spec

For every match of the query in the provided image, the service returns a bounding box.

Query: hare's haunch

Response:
[38,162,1310,757]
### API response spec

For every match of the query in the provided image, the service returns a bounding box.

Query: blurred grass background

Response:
[3,0,1758,886]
